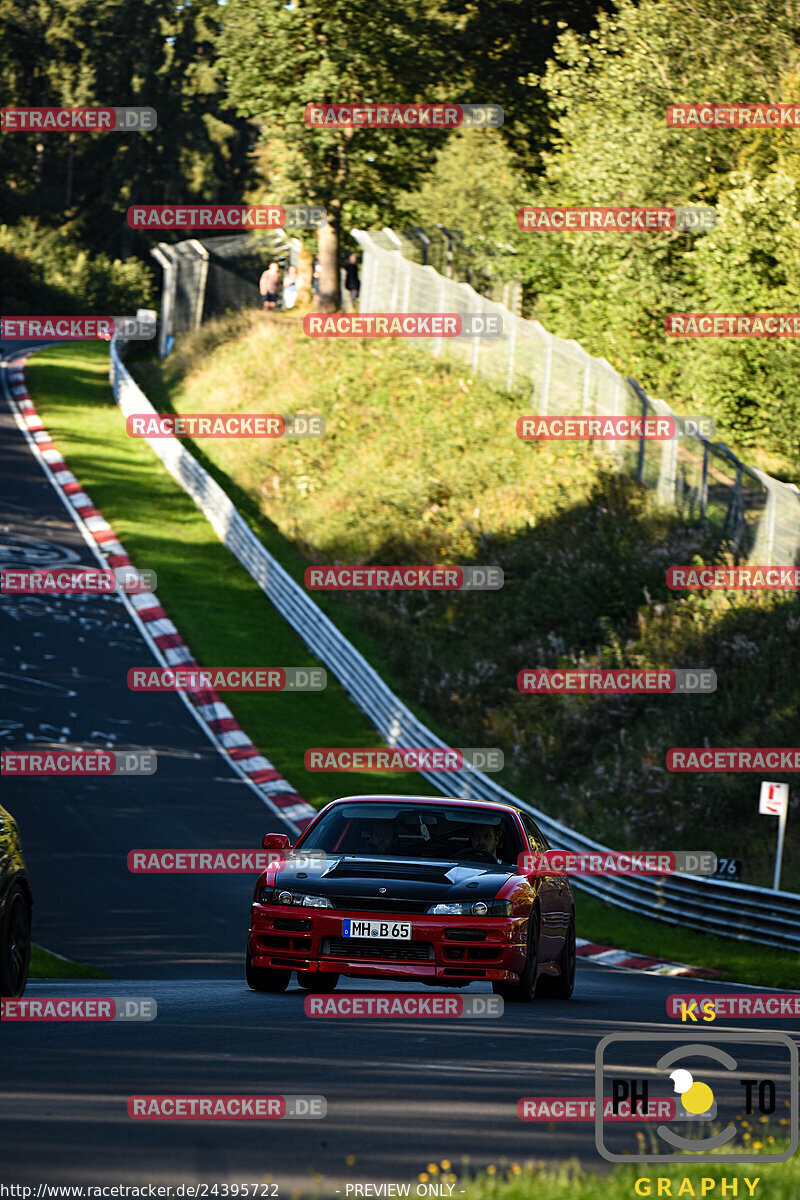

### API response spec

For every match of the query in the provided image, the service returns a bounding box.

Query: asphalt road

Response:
[2,350,798,1194]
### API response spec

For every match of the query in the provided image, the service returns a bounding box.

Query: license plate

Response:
[342,919,412,940]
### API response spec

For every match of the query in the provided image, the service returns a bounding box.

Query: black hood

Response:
[272,855,513,910]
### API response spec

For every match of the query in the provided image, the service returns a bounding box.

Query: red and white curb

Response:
[576,937,718,978]
[3,354,317,834]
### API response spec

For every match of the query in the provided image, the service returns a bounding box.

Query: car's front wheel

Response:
[536,914,576,999]
[246,949,290,993]
[296,971,339,993]
[0,885,32,997]
[492,909,539,1003]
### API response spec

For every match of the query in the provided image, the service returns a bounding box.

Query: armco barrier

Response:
[109,337,800,950]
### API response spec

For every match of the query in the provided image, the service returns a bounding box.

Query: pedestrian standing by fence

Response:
[345,253,360,308]
[259,262,281,311]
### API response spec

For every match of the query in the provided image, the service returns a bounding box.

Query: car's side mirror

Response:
[262,832,291,851]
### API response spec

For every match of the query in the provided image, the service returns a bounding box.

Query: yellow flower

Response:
[440,1161,451,1171]
[418,1175,429,1184]
[346,1156,356,1167]
[427,1164,439,1175]
[486,1165,496,1176]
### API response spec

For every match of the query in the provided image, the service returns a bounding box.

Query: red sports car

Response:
[246,795,575,1002]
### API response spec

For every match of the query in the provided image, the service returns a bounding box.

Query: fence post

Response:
[505,317,517,392]
[658,409,679,505]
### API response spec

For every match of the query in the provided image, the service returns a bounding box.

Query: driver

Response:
[468,823,503,861]
[364,820,396,854]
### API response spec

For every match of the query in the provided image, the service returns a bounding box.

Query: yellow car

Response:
[0,804,32,996]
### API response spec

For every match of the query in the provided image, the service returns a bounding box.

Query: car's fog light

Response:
[278,891,294,905]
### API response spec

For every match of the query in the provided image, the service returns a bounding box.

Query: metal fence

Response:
[109,334,800,949]
[152,231,299,358]
[353,228,800,567]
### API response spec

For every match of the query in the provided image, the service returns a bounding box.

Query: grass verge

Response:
[29,944,110,980]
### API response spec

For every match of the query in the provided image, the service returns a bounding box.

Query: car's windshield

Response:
[297,803,523,865]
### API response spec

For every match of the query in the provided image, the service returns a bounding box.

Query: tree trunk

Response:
[317,206,340,312]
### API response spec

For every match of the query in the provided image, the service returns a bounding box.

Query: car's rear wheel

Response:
[245,949,290,993]
[0,885,32,997]
[296,971,339,993]
[537,914,576,999]
[492,908,539,1003]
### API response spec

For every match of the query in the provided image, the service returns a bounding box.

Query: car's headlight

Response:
[259,888,332,908]
[427,900,513,916]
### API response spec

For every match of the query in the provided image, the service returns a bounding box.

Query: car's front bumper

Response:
[248,904,530,983]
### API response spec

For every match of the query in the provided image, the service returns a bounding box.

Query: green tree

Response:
[217,0,468,308]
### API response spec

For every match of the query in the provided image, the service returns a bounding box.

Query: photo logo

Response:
[595,1031,798,1163]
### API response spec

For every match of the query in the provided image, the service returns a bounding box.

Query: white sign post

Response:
[759,781,789,891]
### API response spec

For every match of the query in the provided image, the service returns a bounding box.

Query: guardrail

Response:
[109,336,800,951]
